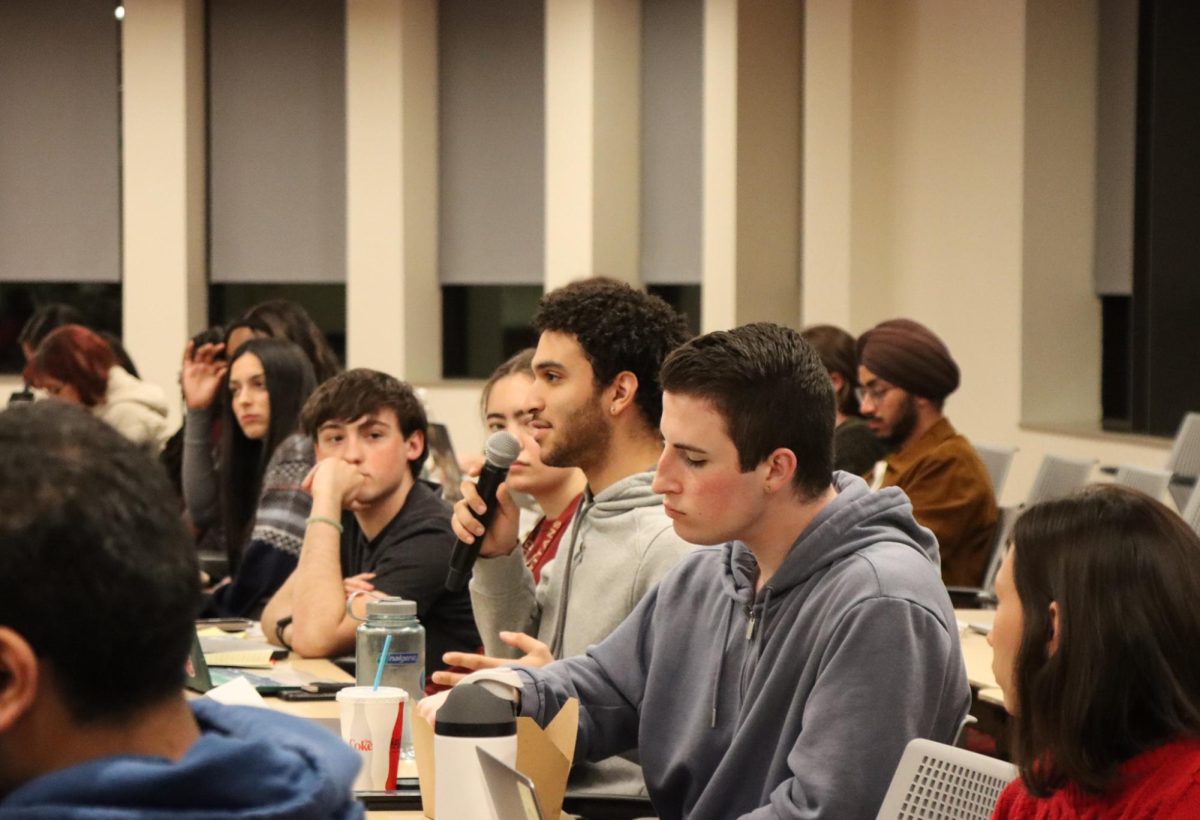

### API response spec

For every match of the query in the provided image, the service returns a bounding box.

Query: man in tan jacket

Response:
[856,318,998,586]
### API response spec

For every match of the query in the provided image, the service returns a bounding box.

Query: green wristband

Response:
[306,515,344,534]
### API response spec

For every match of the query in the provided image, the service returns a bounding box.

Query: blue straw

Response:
[372,634,393,691]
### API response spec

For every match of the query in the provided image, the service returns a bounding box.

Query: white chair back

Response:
[973,444,1016,503]
[1166,412,1200,510]
[1026,455,1095,506]
[1181,483,1200,538]
[875,738,1018,820]
[1112,465,1173,502]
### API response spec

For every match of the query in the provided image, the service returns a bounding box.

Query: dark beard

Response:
[879,395,919,451]
[540,394,612,472]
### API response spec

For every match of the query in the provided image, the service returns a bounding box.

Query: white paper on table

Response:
[204,675,267,707]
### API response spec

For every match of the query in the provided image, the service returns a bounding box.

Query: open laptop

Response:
[478,747,546,820]
[184,630,318,694]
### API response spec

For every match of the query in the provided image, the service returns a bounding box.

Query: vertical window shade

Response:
[641,0,702,286]
[208,0,346,284]
[1093,0,1137,297]
[438,0,544,286]
[0,0,120,283]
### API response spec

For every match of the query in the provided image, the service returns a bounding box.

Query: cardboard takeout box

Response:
[411,698,578,819]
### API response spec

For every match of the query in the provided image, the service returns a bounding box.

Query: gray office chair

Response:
[875,738,1017,820]
[1112,465,1173,502]
[1025,454,1095,506]
[947,505,1019,608]
[1180,483,1200,538]
[1165,412,1200,510]
[972,444,1016,503]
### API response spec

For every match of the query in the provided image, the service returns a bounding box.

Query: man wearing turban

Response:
[856,319,998,586]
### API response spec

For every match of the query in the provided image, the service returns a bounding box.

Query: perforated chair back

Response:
[1112,465,1173,502]
[972,444,1016,503]
[1166,412,1200,510]
[1026,455,1095,506]
[1181,484,1200,538]
[875,738,1017,820]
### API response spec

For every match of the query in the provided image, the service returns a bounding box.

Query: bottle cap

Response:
[364,596,417,618]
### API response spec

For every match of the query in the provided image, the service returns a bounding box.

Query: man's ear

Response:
[606,371,640,417]
[1046,601,1061,657]
[405,429,426,462]
[762,448,798,494]
[0,628,38,735]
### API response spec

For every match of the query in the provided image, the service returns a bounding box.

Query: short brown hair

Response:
[1009,485,1200,797]
[301,369,428,479]
[660,322,834,500]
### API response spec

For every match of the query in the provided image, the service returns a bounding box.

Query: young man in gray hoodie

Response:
[436,277,696,793]
[431,322,970,818]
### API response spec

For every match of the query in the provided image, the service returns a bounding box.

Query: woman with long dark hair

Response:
[182,337,317,617]
[989,484,1200,817]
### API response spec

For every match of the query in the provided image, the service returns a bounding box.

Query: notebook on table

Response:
[184,630,318,694]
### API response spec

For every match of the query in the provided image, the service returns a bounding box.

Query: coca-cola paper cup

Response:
[336,685,407,791]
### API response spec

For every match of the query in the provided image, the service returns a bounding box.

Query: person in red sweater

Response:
[989,484,1200,818]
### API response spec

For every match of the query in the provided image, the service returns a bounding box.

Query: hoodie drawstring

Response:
[711,600,735,728]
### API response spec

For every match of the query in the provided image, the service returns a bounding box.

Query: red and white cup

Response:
[336,685,408,791]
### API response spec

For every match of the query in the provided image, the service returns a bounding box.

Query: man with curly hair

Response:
[439,277,696,794]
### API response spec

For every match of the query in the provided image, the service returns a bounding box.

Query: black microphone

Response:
[445,430,521,591]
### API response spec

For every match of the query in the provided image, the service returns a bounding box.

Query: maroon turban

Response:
[856,319,960,401]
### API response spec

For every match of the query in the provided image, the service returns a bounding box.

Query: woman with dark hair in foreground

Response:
[989,484,1200,817]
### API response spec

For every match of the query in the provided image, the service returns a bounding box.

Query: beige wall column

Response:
[121,0,206,423]
[345,0,438,380]
[544,0,640,291]
[1020,0,1100,426]
[800,0,853,330]
[702,0,802,332]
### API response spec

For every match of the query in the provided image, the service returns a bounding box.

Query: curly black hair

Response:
[533,278,691,431]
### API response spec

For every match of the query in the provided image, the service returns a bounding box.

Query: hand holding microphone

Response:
[445,431,521,591]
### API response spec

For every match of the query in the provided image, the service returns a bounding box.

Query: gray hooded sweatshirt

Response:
[471,468,695,794]
[516,472,970,819]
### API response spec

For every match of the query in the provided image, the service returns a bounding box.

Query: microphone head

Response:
[484,430,521,469]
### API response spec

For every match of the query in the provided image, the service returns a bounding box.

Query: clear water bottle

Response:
[353,597,424,760]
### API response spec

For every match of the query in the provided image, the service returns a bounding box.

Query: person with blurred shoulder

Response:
[18,302,140,377]
[232,299,342,384]
[801,324,887,475]
[24,324,169,452]
[856,318,998,586]
[0,402,361,819]
[989,485,1200,818]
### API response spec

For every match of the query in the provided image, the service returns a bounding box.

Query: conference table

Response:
[954,608,1009,749]
[209,613,1007,818]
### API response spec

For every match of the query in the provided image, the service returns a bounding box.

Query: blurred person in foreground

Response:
[0,402,361,819]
